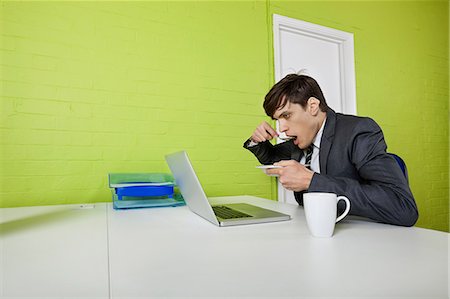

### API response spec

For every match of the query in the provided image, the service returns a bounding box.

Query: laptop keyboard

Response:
[212,205,252,219]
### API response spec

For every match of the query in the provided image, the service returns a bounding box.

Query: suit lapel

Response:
[319,109,336,174]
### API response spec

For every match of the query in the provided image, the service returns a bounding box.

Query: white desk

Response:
[1,204,110,298]
[1,196,449,299]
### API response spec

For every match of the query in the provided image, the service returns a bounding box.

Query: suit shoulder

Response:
[335,113,380,132]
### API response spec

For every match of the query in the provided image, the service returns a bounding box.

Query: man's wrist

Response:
[304,170,315,190]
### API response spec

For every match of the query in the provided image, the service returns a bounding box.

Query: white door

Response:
[273,14,357,204]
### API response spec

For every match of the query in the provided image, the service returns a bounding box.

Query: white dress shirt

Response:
[300,118,326,173]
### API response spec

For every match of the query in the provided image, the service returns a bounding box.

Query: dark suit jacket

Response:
[244,109,418,226]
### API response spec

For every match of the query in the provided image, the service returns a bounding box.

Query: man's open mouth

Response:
[279,135,296,141]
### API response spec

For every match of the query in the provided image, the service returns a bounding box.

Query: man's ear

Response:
[307,97,320,116]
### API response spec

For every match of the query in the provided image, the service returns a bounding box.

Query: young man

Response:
[244,74,418,226]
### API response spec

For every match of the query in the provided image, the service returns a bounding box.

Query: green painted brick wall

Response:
[0,1,274,209]
[0,1,448,232]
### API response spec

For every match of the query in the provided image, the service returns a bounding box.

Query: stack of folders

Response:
[108,173,185,209]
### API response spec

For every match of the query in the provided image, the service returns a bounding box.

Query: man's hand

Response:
[250,121,278,143]
[266,160,314,192]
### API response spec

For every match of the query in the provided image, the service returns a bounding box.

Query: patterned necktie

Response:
[304,145,314,170]
[293,144,315,206]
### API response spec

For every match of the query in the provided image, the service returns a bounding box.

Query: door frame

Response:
[273,14,357,203]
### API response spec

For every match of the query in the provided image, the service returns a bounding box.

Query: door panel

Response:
[280,29,343,112]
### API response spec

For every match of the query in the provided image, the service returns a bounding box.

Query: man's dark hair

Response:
[263,74,329,118]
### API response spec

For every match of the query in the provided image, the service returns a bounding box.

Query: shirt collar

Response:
[312,117,327,149]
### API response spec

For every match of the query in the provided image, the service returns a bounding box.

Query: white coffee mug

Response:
[303,192,351,238]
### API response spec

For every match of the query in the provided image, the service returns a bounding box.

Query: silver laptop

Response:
[165,151,291,226]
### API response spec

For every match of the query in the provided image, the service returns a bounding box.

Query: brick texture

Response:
[0,2,272,208]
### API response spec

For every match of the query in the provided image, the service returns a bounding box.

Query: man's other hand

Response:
[266,160,314,192]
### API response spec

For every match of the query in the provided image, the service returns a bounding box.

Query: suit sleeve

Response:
[243,139,294,164]
[308,119,419,227]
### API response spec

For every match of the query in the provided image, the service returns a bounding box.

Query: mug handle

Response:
[335,196,351,223]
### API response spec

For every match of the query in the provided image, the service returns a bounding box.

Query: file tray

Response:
[108,173,185,210]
